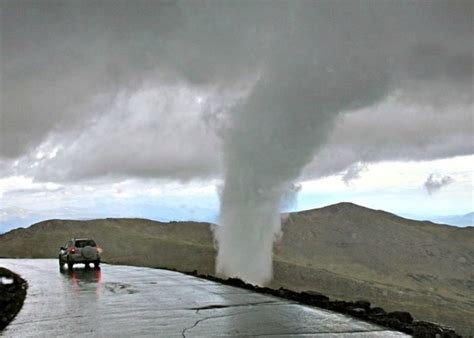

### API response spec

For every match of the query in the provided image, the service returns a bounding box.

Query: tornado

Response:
[213,4,394,284]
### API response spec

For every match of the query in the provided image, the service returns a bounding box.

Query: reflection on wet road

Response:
[0,259,407,337]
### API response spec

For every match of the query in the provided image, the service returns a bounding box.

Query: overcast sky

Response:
[0,0,472,233]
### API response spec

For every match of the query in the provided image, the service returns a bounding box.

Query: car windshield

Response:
[75,240,96,248]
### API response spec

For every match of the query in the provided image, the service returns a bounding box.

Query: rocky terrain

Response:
[0,267,27,331]
[0,202,472,335]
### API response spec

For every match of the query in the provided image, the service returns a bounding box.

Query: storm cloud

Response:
[1,1,472,180]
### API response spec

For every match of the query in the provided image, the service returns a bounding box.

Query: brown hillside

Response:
[274,203,474,336]
[0,203,472,335]
[0,218,216,274]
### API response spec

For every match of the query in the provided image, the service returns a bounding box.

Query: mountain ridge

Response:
[0,202,472,335]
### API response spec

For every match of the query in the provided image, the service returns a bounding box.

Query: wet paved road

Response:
[0,259,408,337]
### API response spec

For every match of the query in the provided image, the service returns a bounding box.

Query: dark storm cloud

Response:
[1,0,182,158]
[302,93,473,180]
[1,0,471,182]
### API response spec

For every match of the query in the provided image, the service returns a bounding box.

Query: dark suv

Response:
[59,238,101,270]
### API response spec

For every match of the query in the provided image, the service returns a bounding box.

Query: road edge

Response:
[153,265,461,338]
[0,267,28,331]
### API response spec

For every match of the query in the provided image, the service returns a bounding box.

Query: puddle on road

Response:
[60,266,103,299]
[103,282,138,295]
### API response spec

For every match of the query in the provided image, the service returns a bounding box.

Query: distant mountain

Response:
[0,202,472,336]
[0,202,219,234]
[430,212,474,227]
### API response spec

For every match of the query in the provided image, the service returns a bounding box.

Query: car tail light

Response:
[70,247,76,254]
[97,247,103,254]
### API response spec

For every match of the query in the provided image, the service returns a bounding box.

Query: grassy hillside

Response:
[273,203,474,336]
[0,218,216,274]
[1,203,472,335]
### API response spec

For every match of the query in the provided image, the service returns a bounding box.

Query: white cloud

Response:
[301,155,472,193]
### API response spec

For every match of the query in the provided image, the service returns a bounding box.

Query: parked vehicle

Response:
[59,238,101,270]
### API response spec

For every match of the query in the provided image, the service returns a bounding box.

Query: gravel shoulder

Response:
[0,267,27,331]
[164,267,462,337]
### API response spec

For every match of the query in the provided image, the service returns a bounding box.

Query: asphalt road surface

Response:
[0,259,408,337]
